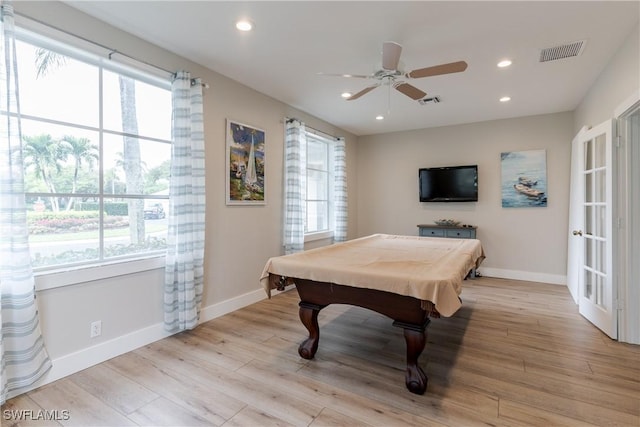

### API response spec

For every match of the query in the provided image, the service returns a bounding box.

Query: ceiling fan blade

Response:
[317,72,372,79]
[394,82,426,100]
[406,61,468,79]
[347,84,381,100]
[382,41,403,71]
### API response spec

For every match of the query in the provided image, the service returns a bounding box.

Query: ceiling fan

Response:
[321,41,468,102]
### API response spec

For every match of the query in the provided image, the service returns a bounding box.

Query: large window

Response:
[304,132,334,236]
[8,30,172,271]
[303,129,344,237]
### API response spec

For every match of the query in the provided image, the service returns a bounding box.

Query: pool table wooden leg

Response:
[403,328,428,394]
[298,302,324,359]
[394,319,430,395]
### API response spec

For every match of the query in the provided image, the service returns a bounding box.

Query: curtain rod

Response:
[14,10,209,88]
[284,117,340,140]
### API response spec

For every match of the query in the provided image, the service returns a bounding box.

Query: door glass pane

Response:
[584,139,593,170]
[584,270,593,300]
[596,240,606,274]
[595,170,606,203]
[585,237,593,268]
[600,241,606,273]
[595,274,604,306]
[595,134,606,168]
[585,205,593,235]
[595,206,606,238]
[585,172,593,202]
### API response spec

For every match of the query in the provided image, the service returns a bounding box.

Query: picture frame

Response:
[226,119,266,205]
[501,149,548,208]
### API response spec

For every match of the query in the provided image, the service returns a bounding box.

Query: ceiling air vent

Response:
[539,40,586,62]
[418,96,440,105]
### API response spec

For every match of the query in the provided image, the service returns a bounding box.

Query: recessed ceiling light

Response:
[375,115,384,120]
[500,96,511,102]
[341,92,352,99]
[497,59,512,68]
[235,19,254,32]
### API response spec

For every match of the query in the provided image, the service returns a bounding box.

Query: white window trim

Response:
[304,230,334,243]
[304,131,336,238]
[34,255,165,291]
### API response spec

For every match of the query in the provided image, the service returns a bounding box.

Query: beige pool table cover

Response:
[260,234,485,317]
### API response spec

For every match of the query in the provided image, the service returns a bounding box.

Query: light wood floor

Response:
[3,277,639,426]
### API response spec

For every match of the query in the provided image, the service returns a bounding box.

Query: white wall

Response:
[12,1,358,391]
[574,24,639,131]
[357,112,574,284]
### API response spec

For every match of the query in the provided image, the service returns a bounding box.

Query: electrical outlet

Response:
[90,320,102,338]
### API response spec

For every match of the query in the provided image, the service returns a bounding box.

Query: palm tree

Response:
[114,151,148,184]
[35,48,67,78]
[119,76,146,244]
[60,135,98,210]
[22,134,66,211]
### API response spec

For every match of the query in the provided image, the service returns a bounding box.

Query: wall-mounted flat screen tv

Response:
[419,165,478,202]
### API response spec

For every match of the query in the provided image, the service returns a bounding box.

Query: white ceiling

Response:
[65,1,639,136]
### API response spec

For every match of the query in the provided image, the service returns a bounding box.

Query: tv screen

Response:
[419,165,478,202]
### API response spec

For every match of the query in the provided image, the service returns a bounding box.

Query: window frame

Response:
[9,23,173,289]
[303,131,336,242]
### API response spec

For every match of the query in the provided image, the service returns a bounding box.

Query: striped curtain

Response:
[283,119,306,254]
[0,1,52,404]
[333,137,347,242]
[164,71,206,332]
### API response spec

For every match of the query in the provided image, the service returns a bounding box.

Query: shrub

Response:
[31,237,167,268]
[76,202,129,216]
[27,210,129,234]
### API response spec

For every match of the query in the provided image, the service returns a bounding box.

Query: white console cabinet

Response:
[417,224,477,239]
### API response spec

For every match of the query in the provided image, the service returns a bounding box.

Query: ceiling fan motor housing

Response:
[374,69,403,80]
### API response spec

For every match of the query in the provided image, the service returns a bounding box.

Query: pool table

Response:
[261,234,485,394]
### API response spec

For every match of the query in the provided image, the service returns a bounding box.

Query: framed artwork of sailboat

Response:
[226,119,266,205]
[501,149,547,208]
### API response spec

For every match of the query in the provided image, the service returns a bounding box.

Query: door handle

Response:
[572,230,583,236]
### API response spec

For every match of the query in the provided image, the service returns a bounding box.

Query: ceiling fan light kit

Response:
[324,41,467,106]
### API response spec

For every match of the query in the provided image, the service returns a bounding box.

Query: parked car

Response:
[144,203,165,219]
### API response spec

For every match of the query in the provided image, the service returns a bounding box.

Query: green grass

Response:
[29,223,167,243]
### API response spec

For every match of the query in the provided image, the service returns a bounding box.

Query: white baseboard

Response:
[199,288,267,323]
[479,267,566,285]
[25,322,174,396]
[7,288,269,401]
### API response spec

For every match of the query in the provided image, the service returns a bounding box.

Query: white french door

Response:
[569,120,616,338]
